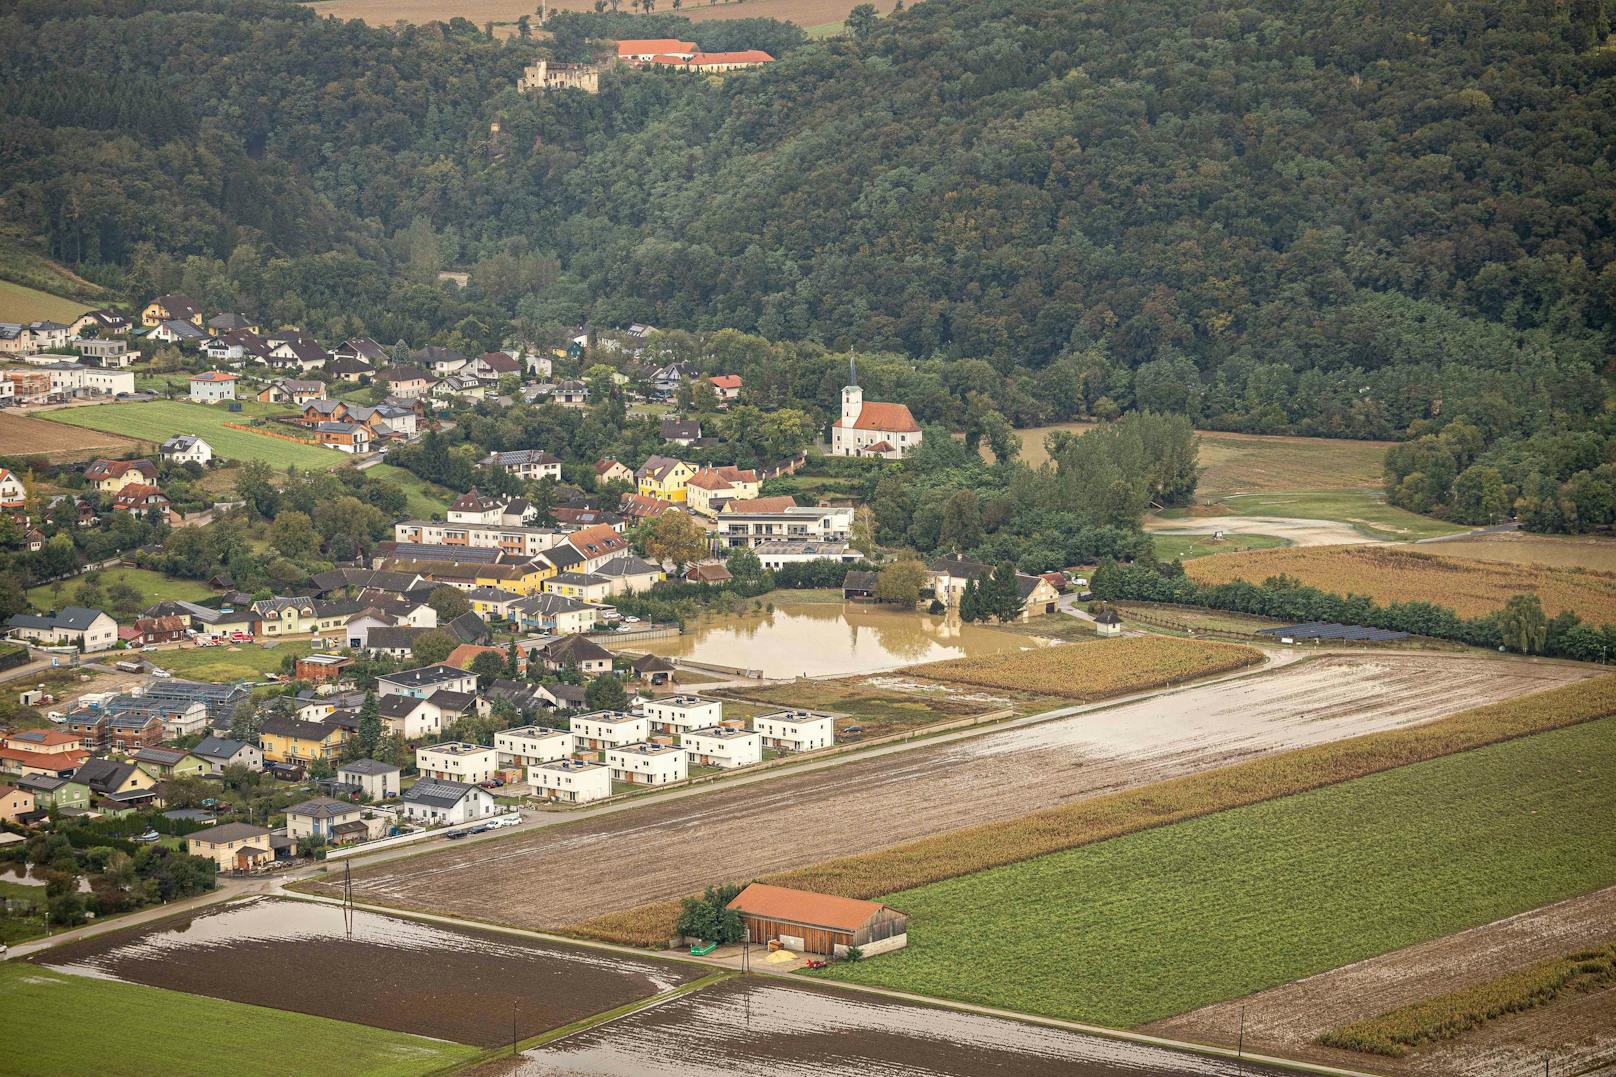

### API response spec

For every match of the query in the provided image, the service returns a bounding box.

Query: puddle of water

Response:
[636,601,1051,678]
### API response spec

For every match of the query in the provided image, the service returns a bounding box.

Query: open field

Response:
[1187,543,1616,623]
[323,654,1588,941]
[151,640,313,681]
[43,400,341,469]
[1417,530,1616,573]
[907,636,1263,701]
[0,279,90,322]
[37,896,701,1049]
[716,675,1057,738]
[1217,490,1466,539]
[1150,888,1616,1077]
[365,461,454,517]
[1150,531,1290,561]
[0,411,143,463]
[817,717,1616,1028]
[510,977,1292,1077]
[0,960,478,1077]
[306,0,865,30]
[27,565,212,609]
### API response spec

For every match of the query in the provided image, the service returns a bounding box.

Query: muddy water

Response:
[35,897,701,1046]
[517,978,1287,1076]
[636,600,1051,678]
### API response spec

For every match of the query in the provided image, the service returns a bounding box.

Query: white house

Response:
[376,694,446,741]
[682,726,763,770]
[606,742,687,785]
[377,665,478,700]
[338,759,402,800]
[529,759,611,803]
[0,467,26,509]
[160,435,213,466]
[191,735,262,774]
[188,370,239,402]
[494,725,573,768]
[7,606,117,652]
[399,778,496,826]
[592,555,666,595]
[415,742,499,784]
[285,797,364,842]
[637,695,722,738]
[483,449,562,482]
[752,709,836,753]
[569,711,650,752]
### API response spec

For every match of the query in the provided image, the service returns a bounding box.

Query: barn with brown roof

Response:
[726,882,908,956]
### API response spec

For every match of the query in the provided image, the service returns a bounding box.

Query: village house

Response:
[377,665,478,700]
[0,730,88,779]
[494,725,573,768]
[717,503,855,550]
[541,571,614,604]
[660,417,702,446]
[74,758,156,800]
[0,467,25,510]
[649,50,775,72]
[570,711,650,753]
[682,725,763,769]
[527,633,613,675]
[15,773,90,812]
[482,448,562,482]
[399,778,496,826]
[160,434,213,466]
[147,319,208,346]
[0,783,36,823]
[314,420,371,453]
[830,365,922,459]
[617,37,696,61]
[636,455,696,503]
[594,458,634,487]
[464,586,523,621]
[508,592,600,636]
[192,735,262,773]
[188,369,239,402]
[338,759,402,801]
[637,696,722,738]
[258,715,348,764]
[529,758,611,803]
[75,336,137,367]
[606,741,687,785]
[186,821,277,872]
[131,746,207,781]
[257,379,325,405]
[753,540,859,570]
[927,555,1061,620]
[560,523,633,571]
[250,597,318,637]
[70,308,132,336]
[382,366,432,399]
[7,606,118,651]
[591,554,666,595]
[141,293,202,328]
[727,883,908,957]
[552,380,590,406]
[285,797,366,843]
[415,742,498,785]
[207,312,258,335]
[684,465,762,518]
[325,356,374,382]
[110,483,170,516]
[85,458,158,494]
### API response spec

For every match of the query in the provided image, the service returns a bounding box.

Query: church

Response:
[829,362,922,459]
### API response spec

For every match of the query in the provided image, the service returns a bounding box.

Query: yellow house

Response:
[141,293,203,328]
[258,716,348,764]
[542,572,614,603]
[186,822,277,871]
[131,747,209,781]
[636,455,696,503]
[85,458,159,494]
[250,598,319,636]
[684,466,762,518]
[379,558,555,596]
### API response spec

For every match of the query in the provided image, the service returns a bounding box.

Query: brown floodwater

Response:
[513,977,1288,1076]
[34,897,701,1046]
[636,601,1051,678]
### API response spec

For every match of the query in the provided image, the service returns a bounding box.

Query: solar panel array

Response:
[1256,621,1410,641]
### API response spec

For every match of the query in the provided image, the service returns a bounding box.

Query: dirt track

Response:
[1146,886,1616,1076]
[338,655,1588,930]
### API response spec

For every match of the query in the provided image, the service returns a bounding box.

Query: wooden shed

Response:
[726,883,908,956]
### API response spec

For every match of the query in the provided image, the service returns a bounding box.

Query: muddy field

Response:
[0,411,142,463]
[35,897,701,1046]
[1148,886,1616,1077]
[307,0,863,31]
[332,654,1588,931]
[510,978,1290,1077]
[1418,530,1616,573]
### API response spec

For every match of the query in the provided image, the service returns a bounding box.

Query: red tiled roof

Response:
[0,746,88,772]
[617,38,696,55]
[708,374,742,390]
[190,370,239,381]
[724,496,797,514]
[837,401,919,433]
[726,883,891,932]
[445,643,504,671]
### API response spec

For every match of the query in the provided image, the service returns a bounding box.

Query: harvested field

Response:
[36,897,701,1047]
[907,636,1263,701]
[0,411,142,463]
[44,400,338,468]
[325,654,1588,942]
[306,0,864,31]
[1148,886,1616,1077]
[1187,543,1616,623]
[1418,530,1616,573]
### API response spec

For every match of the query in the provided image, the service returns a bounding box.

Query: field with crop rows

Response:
[817,715,1616,1027]
[1187,544,1616,623]
[906,635,1262,700]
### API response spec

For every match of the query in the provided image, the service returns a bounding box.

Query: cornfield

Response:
[906,636,1263,701]
[1186,544,1616,623]
[570,674,1616,947]
[1319,942,1616,1056]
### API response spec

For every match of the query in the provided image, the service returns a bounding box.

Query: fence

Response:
[323,810,523,860]
[221,421,320,446]
[1121,605,1265,643]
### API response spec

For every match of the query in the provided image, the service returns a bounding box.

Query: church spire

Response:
[848,355,857,387]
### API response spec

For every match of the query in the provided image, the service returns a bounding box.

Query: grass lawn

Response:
[819,716,1616,1028]
[0,280,90,323]
[366,462,454,517]
[0,963,478,1077]
[1150,532,1291,561]
[1220,489,1466,540]
[43,400,340,469]
[153,640,312,682]
[27,565,212,609]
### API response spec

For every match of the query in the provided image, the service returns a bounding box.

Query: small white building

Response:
[399,778,496,826]
[285,797,364,842]
[415,742,498,785]
[378,665,478,700]
[494,725,573,768]
[338,759,402,801]
[569,711,650,752]
[161,434,214,466]
[682,726,763,770]
[188,370,239,402]
[529,759,612,803]
[606,742,687,786]
[636,695,723,738]
[752,709,836,753]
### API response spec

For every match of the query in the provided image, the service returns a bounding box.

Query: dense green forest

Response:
[2,0,1614,527]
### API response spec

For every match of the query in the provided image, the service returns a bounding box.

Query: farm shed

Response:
[726,883,908,957]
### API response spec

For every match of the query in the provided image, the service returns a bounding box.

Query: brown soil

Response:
[1145,886,1616,1077]
[306,0,864,31]
[0,411,143,463]
[35,897,701,1046]
[332,654,1588,932]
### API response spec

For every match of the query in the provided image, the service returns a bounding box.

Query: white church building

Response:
[829,362,922,459]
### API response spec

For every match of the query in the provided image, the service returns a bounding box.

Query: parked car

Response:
[445,829,469,840]
[486,814,519,829]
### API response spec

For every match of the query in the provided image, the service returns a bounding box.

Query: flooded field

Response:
[513,978,1287,1076]
[636,601,1051,678]
[35,897,701,1046]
